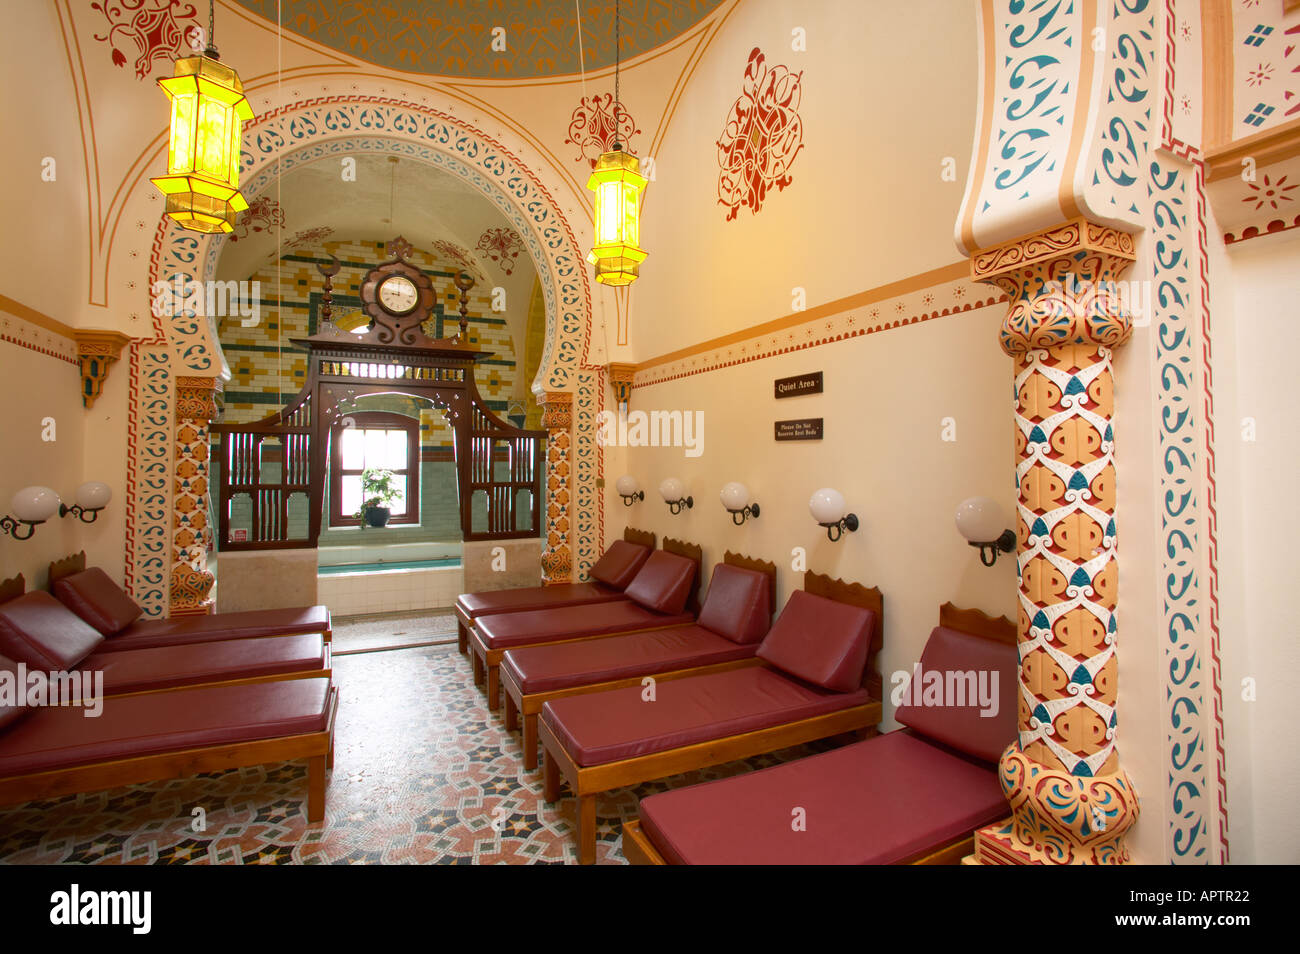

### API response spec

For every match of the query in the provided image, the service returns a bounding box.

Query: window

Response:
[329,411,420,526]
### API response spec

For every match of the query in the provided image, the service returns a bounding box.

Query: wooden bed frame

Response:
[619,601,1016,866]
[0,686,339,822]
[502,551,777,770]
[456,528,657,655]
[469,537,704,711]
[540,569,885,864]
[2,566,332,699]
[47,551,87,585]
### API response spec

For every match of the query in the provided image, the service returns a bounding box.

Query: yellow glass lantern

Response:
[586,148,647,287]
[150,54,254,234]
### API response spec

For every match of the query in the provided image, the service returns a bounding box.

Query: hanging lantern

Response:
[586,148,647,287]
[150,6,254,235]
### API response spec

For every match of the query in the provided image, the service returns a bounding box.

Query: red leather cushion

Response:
[623,551,697,615]
[86,633,327,695]
[456,583,624,623]
[697,564,771,644]
[638,730,1006,864]
[894,626,1018,763]
[755,590,874,692]
[501,625,756,694]
[476,602,693,650]
[51,568,143,637]
[541,666,869,766]
[0,677,333,777]
[95,605,331,652]
[0,592,105,670]
[588,541,652,590]
[0,654,33,733]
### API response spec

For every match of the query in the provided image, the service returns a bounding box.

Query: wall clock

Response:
[377,274,420,316]
[357,237,437,342]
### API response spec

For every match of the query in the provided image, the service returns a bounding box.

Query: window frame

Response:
[328,410,421,527]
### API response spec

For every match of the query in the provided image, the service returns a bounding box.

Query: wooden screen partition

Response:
[212,391,313,551]
[464,403,543,540]
[623,527,656,550]
[805,570,885,701]
[48,552,87,585]
[209,302,545,551]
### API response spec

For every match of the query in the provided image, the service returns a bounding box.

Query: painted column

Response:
[169,375,222,616]
[540,391,573,585]
[971,222,1140,864]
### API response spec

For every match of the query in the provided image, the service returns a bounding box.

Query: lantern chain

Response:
[613,0,621,150]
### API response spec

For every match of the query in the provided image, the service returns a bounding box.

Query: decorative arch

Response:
[129,94,604,616]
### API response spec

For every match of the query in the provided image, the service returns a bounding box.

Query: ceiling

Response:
[230,0,725,78]
[215,154,527,283]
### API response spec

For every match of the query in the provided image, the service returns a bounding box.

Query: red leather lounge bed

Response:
[0,576,329,698]
[469,539,702,710]
[538,572,884,864]
[454,529,655,654]
[621,604,1017,865]
[47,552,331,652]
[0,653,338,822]
[501,552,775,770]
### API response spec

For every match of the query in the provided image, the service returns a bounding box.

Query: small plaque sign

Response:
[231,529,248,543]
[774,418,824,441]
[774,371,823,399]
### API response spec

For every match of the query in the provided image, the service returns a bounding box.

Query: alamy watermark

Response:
[596,409,704,458]
[1044,272,1153,327]
[890,663,1000,718]
[0,664,103,718]
[151,274,262,327]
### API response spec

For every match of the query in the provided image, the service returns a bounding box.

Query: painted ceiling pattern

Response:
[716,47,804,221]
[92,0,201,79]
[564,93,640,166]
[230,0,725,77]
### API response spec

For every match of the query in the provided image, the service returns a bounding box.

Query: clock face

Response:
[377,275,419,315]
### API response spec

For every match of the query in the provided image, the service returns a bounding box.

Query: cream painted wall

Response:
[616,303,1017,732]
[1211,228,1300,865]
[0,333,91,588]
[622,0,978,360]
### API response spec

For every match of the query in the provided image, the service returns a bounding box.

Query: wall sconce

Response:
[955,496,1016,567]
[720,481,759,525]
[659,477,693,515]
[809,487,858,542]
[61,481,113,524]
[615,475,644,507]
[1,486,63,540]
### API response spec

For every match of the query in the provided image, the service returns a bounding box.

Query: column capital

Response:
[175,375,224,422]
[541,390,573,430]
[970,219,1139,358]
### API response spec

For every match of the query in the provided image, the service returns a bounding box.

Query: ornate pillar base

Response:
[170,376,221,616]
[969,742,1139,864]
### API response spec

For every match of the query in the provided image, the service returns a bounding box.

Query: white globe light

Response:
[720,481,750,511]
[11,486,61,523]
[809,487,846,525]
[659,477,684,502]
[955,496,1005,543]
[615,475,639,497]
[75,481,112,511]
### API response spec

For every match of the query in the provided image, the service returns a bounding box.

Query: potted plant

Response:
[356,467,401,528]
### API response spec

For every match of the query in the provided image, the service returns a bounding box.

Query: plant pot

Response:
[364,507,391,528]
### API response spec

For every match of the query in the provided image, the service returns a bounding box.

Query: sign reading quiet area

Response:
[774,371,823,398]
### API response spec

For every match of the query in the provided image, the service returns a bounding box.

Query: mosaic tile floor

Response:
[331,609,458,655]
[0,643,834,865]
